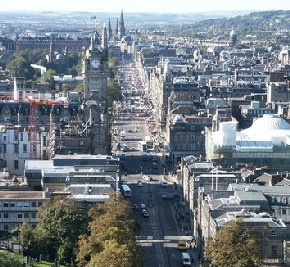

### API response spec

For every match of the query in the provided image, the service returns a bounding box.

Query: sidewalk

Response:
[167,177,200,266]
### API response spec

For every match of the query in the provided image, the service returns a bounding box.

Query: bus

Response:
[138,141,147,151]
[121,184,131,197]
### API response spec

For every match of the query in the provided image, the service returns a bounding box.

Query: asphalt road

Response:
[114,61,196,266]
[124,175,191,267]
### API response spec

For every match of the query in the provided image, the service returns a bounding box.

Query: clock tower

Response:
[82,28,111,155]
[82,29,109,102]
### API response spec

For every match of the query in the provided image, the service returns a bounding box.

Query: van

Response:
[181,252,191,266]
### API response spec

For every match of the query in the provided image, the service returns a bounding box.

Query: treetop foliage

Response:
[204,219,263,267]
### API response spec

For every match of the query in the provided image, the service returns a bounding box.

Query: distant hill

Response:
[162,10,290,42]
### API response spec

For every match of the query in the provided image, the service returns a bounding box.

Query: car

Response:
[137,180,143,187]
[140,203,146,209]
[182,252,192,266]
[162,194,174,200]
[142,210,150,218]
[143,175,153,181]
[178,240,187,251]
[159,180,168,187]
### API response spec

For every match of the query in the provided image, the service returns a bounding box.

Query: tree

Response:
[0,252,20,267]
[88,240,133,267]
[77,193,142,267]
[107,78,122,110]
[36,197,88,266]
[204,219,263,267]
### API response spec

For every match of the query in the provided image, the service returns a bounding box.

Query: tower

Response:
[118,10,126,40]
[115,18,119,36]
[229,28,238,47]
[108,19,112,41]
[82,28,109,103]
[49,34,55,63]
[101,23,108,50]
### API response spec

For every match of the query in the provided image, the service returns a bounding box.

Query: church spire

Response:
[101,23,108,50]
[108,19,112,41]
[118,10,126,40]
[115,18,119,36]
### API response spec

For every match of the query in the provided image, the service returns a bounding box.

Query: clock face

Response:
[90,59,100,68]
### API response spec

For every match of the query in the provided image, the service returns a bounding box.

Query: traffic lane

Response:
[130,183,167,267]
[155,186,182,267]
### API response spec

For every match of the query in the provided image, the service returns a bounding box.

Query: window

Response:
[4,224,8,231]
[14,144,19,154]
[3,144,6,153]
[271,230,277,236]
[259,245,264,256]
[20,133,23,141]
[23,202,29,208]
[282,209,286,215]
[14,132,18,141]
[17,213,23,219]
[4,213,8,219]
[31,202,36,208]
[3,203,8,208]
[17,202,22,208]
[31,213,36,218]
[38,202,42,207]
[272,246,277,257]
[23,144,27,153]
[43,136,47,145]
[10,203,15,208]
[14,160,19,170]
[24,213,29,219]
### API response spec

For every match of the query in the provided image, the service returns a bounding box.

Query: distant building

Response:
[228,28,238,47]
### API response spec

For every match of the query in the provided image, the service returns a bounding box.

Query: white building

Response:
[0,125,49,175]
[206,114,290,169]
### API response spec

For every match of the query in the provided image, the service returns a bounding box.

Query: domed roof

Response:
[241,114,290,140]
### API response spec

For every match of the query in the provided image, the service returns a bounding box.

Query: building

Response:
[205,114,290,170]
[24,154,120,191]
[0,191,49,232]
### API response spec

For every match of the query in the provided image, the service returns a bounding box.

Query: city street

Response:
[112,61,197,266]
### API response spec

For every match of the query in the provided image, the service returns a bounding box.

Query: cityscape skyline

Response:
[1,0,290,14]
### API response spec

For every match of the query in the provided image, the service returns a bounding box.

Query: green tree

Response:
[88,240,133,267]
[36,197,88,266]
[204,219,263,267]
[107,78,122,110]
[77,193,142,267]
[6,49,47,80]
[0,252,20,267]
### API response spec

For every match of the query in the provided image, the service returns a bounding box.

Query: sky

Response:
[1,0,290,13]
